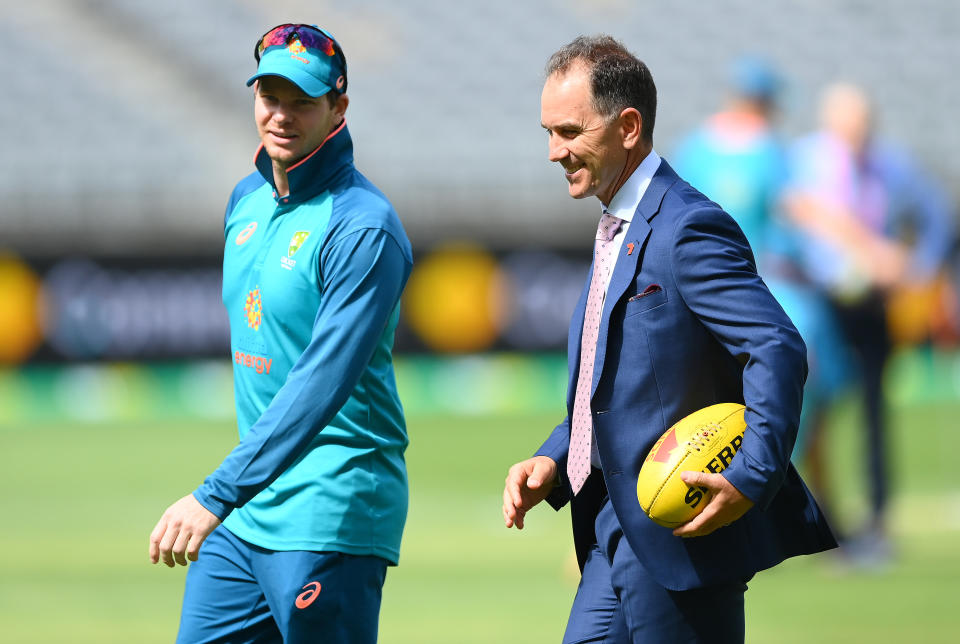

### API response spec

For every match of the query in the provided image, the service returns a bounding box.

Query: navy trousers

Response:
[563,499,747,643]
[177,525,388,644]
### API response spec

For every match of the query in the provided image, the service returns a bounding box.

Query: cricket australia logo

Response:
[281,231,310,270]
[244,287,263,330]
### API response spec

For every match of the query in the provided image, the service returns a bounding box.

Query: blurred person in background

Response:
[148,23,413,643]
[783,82,955,567]
[672,56,850,534]
[502,35,835,643]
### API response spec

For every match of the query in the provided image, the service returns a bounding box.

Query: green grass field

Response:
[1,397,958,643]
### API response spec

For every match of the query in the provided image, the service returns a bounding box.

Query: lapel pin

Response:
[627,242,635,256]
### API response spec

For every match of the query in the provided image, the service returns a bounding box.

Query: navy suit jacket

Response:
[536,160,836,591]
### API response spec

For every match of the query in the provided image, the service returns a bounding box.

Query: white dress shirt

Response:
[600,149,662,292]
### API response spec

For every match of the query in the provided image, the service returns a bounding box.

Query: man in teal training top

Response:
[148,23,413,643]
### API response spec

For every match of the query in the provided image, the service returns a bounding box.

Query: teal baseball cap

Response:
[247,24,347,97]
[730,55,781,102]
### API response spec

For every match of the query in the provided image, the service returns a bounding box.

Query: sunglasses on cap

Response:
[254,23,341,63]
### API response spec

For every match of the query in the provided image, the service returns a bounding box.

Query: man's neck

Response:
[272,161,290,198]
[599,144,652,206]
[268,120,345,199]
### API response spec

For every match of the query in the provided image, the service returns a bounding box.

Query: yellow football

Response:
[636,403,746,528]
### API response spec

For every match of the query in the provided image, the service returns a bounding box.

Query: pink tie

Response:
[568,212,623,495]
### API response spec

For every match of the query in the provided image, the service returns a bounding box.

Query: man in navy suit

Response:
[502,35,836,642]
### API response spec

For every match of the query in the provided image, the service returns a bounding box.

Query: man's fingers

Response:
[502,482,513,510]
[504,510,525,530]
[503,497,525,530]
[505,468,524,508]
[511,480,524,509]
[504,473,524,513]
[503,493,517,526]
[148,518,166,563]
[172,529,191,566]
[673,473,753,538]
[502,493,526,530]
[158,522,180,568]
[186,532,206,562]
[680,470,712,488]
[150,494,221,567]
[527,462,545,488]
[503,479,522,529]
[148,518,166,544]
[674,506,716,537]
[528,460,554,490]
[674,488,734,537]
[502,458,557,530]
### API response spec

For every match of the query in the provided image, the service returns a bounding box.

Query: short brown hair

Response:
[545,35,657,142]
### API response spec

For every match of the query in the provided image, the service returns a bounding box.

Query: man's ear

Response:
[334,93,350,119]
[619,107,642,149]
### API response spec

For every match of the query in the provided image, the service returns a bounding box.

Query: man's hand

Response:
[503,456,558,530]
[672,471,754,538]
[149,494,221,567]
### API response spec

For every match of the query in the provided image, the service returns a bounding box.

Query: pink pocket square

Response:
[628,284,662,301]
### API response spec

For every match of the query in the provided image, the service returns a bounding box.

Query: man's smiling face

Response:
[540,63,627,204]
[254,76,344,169]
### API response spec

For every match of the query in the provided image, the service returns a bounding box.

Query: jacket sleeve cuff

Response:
[192,486,233,523]
[722,449,784,510]
[543,479,571,510]
[534,445,570,510]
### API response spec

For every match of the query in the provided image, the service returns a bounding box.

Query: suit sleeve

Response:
[535,416,573,510]
[671,204,807,509]
[193,227,411,520]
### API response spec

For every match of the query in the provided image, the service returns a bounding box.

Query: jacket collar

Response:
[254,120,354,205]
[635,158,679,222]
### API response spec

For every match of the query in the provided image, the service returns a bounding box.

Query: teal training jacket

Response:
[193,122,413,564]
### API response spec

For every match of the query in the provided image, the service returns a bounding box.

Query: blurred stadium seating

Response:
[1,0,958,362]
[3,0,957,253]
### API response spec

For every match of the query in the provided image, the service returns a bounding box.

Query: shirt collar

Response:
[255,120,354,206]
[602,149,662,222]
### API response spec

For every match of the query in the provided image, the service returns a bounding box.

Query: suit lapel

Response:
[589,219,649,394]
[565,160,682,406]
[590,161,679,395]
